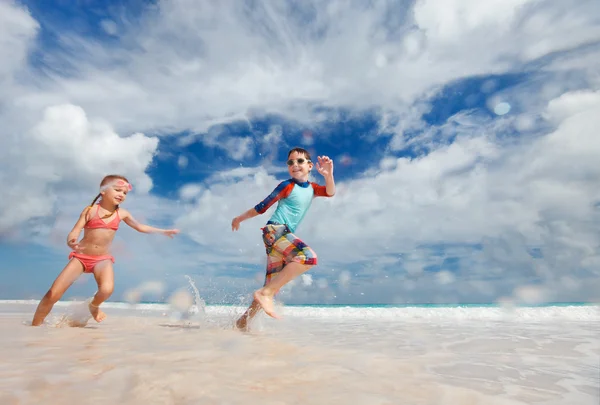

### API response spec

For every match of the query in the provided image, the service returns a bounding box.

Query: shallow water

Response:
[0,301,598,405]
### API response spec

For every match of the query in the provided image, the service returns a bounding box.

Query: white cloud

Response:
[179,184,203,201]
[2,0,597,147]
[176,168,277,263]
[1,0,600,303]
[0,1,38,89]
[0,103,158,232]
[26,104,157,189]
[174,89,600,302]
[3,0,596,136]
[544,90,600,124]
[0,2,160,234]
[177,155,188,169]
[100,19,118,36]
[414,0,533,43]
[301,274,313,287]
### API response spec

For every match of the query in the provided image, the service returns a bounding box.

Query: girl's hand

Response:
[67,238,82,252]
[162,229,180,238]
[232,216,242,231]
[316,156,334,177]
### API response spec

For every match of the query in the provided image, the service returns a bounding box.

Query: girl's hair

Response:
[89,174,130,208]
[288,147,312,161]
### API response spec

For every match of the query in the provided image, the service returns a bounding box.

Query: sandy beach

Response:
[0,301,598,405]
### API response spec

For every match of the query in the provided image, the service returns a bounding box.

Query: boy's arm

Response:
[232,180,294,231]
[311,174,336,197]
[323,173,335,196]
[315,156,335,196]
[120,209,179,238]
[232,208,259,231]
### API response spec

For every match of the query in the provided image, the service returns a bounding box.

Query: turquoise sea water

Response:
[273,301,595,308]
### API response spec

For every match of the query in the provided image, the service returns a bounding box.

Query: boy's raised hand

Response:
[316,156,334,177]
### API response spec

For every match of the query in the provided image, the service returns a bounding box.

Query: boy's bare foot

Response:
[235,316,248,331]
[253,289,280,319]
[88,303,107,323]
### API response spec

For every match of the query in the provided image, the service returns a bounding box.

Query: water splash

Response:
[184,275,206,318]
[51,298,93,328]
[166,275,208,326]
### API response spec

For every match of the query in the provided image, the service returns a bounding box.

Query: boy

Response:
[231,147,335,329]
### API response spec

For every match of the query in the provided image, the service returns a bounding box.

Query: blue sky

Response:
[1,0,599,305]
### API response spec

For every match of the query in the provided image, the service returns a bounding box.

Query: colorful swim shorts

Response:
[69,252,115,273]
[261,223,317,285]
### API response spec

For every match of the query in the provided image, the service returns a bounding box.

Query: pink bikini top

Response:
[84,205,121,231]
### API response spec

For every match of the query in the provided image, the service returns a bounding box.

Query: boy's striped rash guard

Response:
[254,178,330,233]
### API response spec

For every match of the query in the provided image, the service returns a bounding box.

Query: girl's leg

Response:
[31,259,84,326]
[88,261,114,323]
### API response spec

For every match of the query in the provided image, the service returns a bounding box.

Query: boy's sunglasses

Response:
[287,158,311,166]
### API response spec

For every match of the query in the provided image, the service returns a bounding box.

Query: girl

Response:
[31,174,179,326]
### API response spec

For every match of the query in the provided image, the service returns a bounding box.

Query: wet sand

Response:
[0,302,598,405]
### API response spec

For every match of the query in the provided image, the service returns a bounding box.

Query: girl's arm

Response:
[67,207,91,249]
[120,209,179,238]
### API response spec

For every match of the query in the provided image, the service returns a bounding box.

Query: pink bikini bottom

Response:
[69,252,115,273]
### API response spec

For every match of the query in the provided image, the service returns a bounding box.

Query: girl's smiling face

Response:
[101,180,130,206]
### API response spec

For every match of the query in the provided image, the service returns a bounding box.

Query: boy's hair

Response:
[287,147,312,161]
[90,174,130,208]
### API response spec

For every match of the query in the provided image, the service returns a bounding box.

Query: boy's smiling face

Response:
[287,151,313,182]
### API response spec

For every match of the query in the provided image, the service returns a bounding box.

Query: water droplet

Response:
[494,102,511,116]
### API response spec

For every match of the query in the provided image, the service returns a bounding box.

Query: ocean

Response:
[0,299,598,405]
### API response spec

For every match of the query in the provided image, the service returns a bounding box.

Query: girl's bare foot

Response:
[88,303,107,322]
[253,289,280,319]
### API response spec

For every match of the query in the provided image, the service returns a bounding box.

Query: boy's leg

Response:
[254,262,312,318]
[88,261,114,323]
[31,259,84,326]
[236,249,285,329]
[235,300,261,330]
[254,233,317,319]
